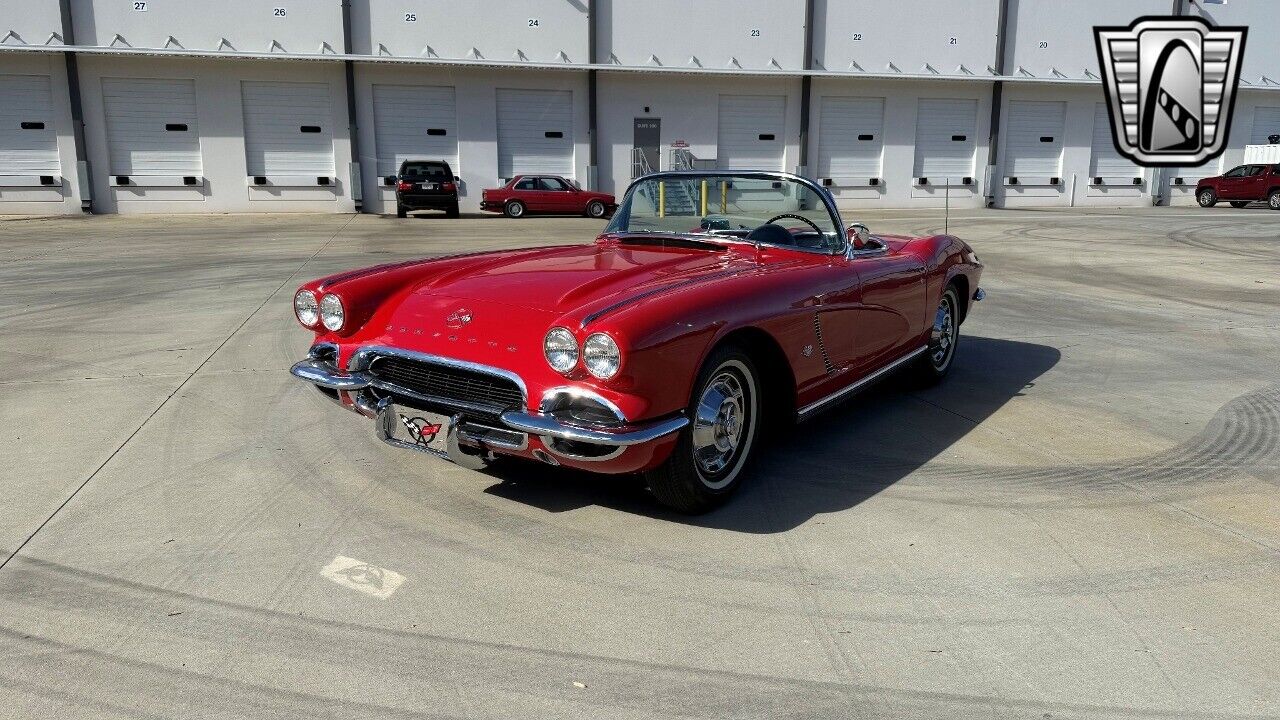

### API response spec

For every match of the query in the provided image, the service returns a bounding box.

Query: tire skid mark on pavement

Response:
[249,378,1280,606]
[815,381,1280,501]
[0,556,1273,720]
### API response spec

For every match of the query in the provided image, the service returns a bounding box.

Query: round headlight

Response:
[583,333,621,379]
[543,327,579,373]
[320,293,345,332]
[294,289,319,327]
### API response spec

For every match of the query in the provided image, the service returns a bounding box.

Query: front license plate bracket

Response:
[374,399,493,469]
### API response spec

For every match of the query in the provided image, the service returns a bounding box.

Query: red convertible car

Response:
[480,175,616,218]
[291,171,983,513]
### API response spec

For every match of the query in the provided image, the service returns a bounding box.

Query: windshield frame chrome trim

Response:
[609,170,849,257]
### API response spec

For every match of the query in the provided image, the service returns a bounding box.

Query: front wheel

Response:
[645,346,760,514]
[504,200,526,218]
[1229,201,1249,208]
[585,200,606,218]
[1197,189,1217,207]
[915,285,960,383]
[1269,190,1280,211]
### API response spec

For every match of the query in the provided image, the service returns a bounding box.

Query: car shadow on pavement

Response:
[482,336,1061,531]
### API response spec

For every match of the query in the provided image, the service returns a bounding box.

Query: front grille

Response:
[367,355,523,417]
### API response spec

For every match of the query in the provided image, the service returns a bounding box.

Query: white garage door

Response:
[718,95,785,170]
[1088,102,1140,178]
[496,89,573,179]
[1250,106,1280,145]
[816,96,884,178]
[241,81,335,176]
[0,74,59,176]
[102,77,201,176]
[1005,100,1065,176]
[913,98,978,178]
[372,84,457,177]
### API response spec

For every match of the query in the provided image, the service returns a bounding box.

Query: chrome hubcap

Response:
[930,297,956,368]
[692,371,747,477]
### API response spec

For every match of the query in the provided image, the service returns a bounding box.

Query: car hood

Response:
[404,242,753,313]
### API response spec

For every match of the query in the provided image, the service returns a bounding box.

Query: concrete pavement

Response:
[1,208,1277,719]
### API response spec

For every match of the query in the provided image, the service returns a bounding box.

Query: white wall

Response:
[353,64,589,215]
[69,0,343,54]
[0,51,83,214]
[351,0,588,64]
[595,0,805,70]
[1188,0,1279,86]
[596,72,804,197]
[77,55,355,213]
[814,0,999,76]
[0,0,65,47]
[1004,0,1170,81]
[808,78,992,209]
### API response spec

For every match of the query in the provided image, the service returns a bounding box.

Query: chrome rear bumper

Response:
[289,354,687,449]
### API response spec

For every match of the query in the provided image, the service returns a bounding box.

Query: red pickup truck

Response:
[1196,163,1280,210]
[480,175,616,219]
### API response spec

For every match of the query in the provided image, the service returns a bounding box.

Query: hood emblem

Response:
[445,308,473,329]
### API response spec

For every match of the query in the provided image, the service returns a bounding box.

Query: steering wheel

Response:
[765,213,823,236]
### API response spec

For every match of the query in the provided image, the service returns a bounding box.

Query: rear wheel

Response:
[1230,201,1249,208]
[446,202,460,218]
[1269,189,1280,211]
[504,200,526,218]
[645,346,760,514]
[1197,189,1217,207]
[914,285,960,383]
[585,200,606,218]
[396,204,407,218]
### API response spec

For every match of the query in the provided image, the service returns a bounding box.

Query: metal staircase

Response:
[631,147,653,178]
[662,179,698,215]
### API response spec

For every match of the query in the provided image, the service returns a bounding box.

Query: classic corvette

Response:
[290,171,983,513]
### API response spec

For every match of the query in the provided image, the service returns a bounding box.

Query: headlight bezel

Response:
[294,289,319,327]
[319,293,345,332]
[582,332,621,380]
[543,327,579,373]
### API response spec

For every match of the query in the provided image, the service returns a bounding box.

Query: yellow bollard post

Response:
[658,181,665,218]
[720,181,727,214]
[700,180,708,217]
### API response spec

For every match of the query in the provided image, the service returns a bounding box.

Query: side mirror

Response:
[454,175,461,182]
[847,222,871,249]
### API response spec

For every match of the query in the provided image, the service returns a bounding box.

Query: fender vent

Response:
[812,312,835,375]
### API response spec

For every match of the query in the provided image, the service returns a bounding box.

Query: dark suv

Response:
[395,160,460,218]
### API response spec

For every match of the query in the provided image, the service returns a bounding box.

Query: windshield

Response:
[401,162,451,179]
[605,173,844,253]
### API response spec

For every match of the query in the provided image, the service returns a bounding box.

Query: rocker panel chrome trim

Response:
[796,345,928,419]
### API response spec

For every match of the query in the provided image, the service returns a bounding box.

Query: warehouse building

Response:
[0,0,1277,216]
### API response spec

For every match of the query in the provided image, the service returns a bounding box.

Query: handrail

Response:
[670,147,697,171]
[631,147,653,178]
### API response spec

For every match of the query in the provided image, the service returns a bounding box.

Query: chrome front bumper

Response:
[289,354,688,449]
